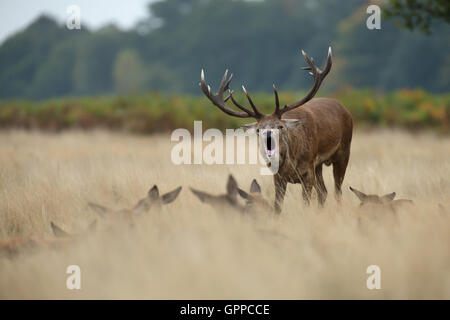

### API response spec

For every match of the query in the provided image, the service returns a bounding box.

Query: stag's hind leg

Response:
[315,164,327,206]
[332,147,350,202]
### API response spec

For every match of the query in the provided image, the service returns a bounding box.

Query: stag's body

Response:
[273,98,353,211]
[200,47,353,213]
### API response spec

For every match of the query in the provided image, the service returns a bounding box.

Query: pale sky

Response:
[0,0,155,44]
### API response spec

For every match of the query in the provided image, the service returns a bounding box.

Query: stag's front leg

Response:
[315,164,327,207]
[301,167,315,206]
[274,175,287,214]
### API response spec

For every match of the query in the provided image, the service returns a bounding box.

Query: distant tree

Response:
[113,49,148,94]
[0,1,449,99]
[384,0,450,33]
[72,25,128,95]
[0,15,68,98]
[334,2,449,92]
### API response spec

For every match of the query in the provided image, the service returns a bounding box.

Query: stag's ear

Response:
[162,186,182,204]
[283,119,303,130]
[51,222,70,238]
[250,179,261,193]
[238,188,249,200]
[382,192,396,201]
[190,187,214,203]
[349,186,367,202]
[240,122,257,131]
[227,174,238,198]
[148,185,160,201]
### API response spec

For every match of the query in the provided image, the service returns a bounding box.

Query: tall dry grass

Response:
[0,129,449,299]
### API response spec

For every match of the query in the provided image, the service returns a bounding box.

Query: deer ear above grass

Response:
[250,179,261,193]
[349,186,367,202]
[190,187,213,203]
[382,192,396,201]
[51,222,70,238]
[227,174,238,198]
[88,202,112,217]
[162,186,182,204]
[148,185,160,201]
[238,188,249,200]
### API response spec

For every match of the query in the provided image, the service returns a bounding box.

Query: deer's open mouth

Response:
[265,131,276,157]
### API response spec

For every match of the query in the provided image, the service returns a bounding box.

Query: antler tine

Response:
[242,86,263,118]
[219,69,231,94]
[227,89,257,114]
[273,84,280,115]
[276,47,333,117]
[199,69,256,119]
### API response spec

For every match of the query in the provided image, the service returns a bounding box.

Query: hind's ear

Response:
[349,186,367,202]
[162,186,182,204]
[382,192,396,201]
[51,222,70,238]
[250,179,261,193]
[190,187,213,203]
[148,185,160,201]
[88,203,112,218]
[238,188,249,200]
[227,174,238,198]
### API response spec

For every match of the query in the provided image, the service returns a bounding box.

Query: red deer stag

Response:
[200,47,353,213]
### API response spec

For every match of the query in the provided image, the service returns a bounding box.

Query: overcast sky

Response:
[0,0,155,44]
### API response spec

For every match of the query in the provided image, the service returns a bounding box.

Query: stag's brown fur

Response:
[272,98,353,212]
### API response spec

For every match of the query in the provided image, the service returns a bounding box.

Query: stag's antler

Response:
[274,47,332,118]
[199,69,263,119]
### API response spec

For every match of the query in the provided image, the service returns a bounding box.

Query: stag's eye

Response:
[278,125,284,130]
[256,129,260,134]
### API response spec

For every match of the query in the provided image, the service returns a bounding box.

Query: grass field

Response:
[0,129,449,299]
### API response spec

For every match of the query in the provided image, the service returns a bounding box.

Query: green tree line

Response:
[0,0,448,100]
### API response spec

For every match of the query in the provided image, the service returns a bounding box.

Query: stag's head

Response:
[200,47,332,165]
